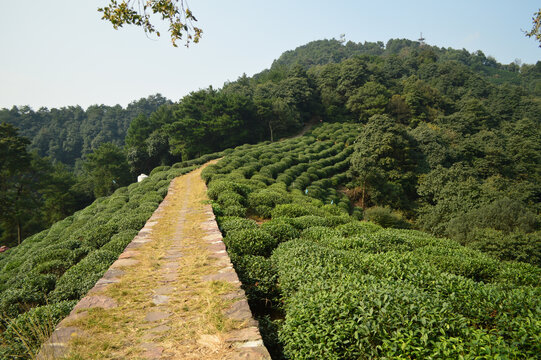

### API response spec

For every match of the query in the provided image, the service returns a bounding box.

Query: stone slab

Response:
[119,250,139,259]
[231,346,272,360]
[144,311,171,322]
[73,295,118,311]
[152,294,169,305]
[111,258,139,268]
[225,327,261,343]
[225,300,254,322]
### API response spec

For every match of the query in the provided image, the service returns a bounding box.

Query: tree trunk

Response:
[17,219,21,245]
[361,184,366,209]
[268,122,274,142]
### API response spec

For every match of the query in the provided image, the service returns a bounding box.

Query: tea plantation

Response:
[1,122,539,359]
[0,152,224,358]
[201,123,541,359]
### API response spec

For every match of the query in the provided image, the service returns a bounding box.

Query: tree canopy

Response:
[525,8,541,47]
[98,0,202,47]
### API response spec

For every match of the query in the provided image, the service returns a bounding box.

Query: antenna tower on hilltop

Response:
[418,32,426,46]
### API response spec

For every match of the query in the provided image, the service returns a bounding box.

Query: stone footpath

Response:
[38,162,270,359]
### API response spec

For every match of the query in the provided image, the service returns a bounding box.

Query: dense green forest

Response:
[0,38,540,358]
[3,38,539,254]
[0,95,170,246]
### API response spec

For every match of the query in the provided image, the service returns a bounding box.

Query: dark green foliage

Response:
[222,205,247,217]
[260,221,300,243]
[349,114,420,210]
[81,142,131,198]
[247,189,291,218]
[466,228,541,266]
[231,254,279,307]
[207,119,539,358]
[335,221,382,236]
[2,37,538,358]
[50,249,118,302]
[271,204,321,218]
[272,237,540,358]
[224,229,278,257]
[218,217,258,236]
[1,95,170,167]
[100,229,139,255]
[364,206,411,229]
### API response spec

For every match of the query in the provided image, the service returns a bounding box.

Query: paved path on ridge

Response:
[39,161,270,360]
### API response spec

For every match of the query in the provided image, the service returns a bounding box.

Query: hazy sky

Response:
[1,1,539,109]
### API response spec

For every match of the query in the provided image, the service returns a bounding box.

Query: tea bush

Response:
[224,229,278,257]
[260,221,300,243]
[230,254,279,307]
[218,217,258,235]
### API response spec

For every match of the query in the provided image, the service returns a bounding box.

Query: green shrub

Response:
[231,254,279,307]
[224,229,278,257]
[149,165,170,176]
[250,174,275,185]
[84,223,119,249]
[261,221,300,243]
[34,260,71,277]
[0,274,58,318]
[271,204,321,218]
[413,246,500,283]
[335,221,382,237]
[290,215,331,230]
[222,205,247,217]
[466,228,541,267]
[115,211,151,231]
[201,164,219,183]
[280,276,491,360]
[207,180,251,200]
[300,226,340,241]
[217,190,245,207]
[248,189,291,211]
[50,250,118,302]
[364,206,410,229]
[495,261,541,287]
[100,229,139,255]
[218,217,258,235]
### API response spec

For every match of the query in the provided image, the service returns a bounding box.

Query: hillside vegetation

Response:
[0,38,540,358]
[2,38,540,250]
[0,152,224,358]
[201,123,540,358]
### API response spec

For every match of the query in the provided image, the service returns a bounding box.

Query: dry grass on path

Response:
[63,162,251,359]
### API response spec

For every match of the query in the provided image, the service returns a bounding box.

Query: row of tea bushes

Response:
[201,123,361,220]
[273,231,540,358]
[202,123,541,359]
[0,151,225,358]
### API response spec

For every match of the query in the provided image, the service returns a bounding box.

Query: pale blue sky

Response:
[1,1,539,109]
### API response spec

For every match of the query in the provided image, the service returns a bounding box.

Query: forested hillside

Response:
[201,124,540,358]
[0,38,540,358]
[0,94,170,167]
[115,38,541,265]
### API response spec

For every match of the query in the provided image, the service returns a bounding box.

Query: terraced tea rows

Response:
[201,123,541,359]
